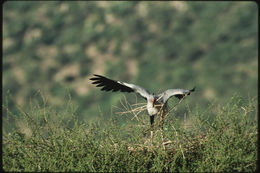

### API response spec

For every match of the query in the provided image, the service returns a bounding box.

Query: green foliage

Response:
[3,2,258,121]
[3,95,257,172]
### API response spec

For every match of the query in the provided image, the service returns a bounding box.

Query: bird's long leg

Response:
[150,115,155,139]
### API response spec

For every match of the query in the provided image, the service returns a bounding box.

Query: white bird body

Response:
[147,98,158,115]
[90,74,195,126]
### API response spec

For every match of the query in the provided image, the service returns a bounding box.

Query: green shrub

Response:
[2,95,257,172]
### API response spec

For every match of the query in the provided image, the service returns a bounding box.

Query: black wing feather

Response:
[174,94,185,99]
[90,74,134,93]
[174,87,196,99]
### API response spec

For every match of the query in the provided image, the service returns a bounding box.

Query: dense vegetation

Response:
[3,1,258,172]
[3,95,257,172]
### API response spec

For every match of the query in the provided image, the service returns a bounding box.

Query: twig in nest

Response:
[115,95,147,122]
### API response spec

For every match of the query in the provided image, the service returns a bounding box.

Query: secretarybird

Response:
[90,74,195,128]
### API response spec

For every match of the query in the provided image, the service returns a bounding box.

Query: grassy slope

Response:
[3,95,257,172]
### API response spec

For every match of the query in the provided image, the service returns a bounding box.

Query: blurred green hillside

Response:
[3,1,258,122]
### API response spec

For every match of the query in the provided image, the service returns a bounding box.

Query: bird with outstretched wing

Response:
[90,74,195,127]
